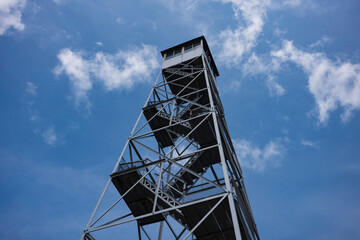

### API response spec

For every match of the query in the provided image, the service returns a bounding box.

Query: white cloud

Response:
[156,0,198,15]
[155,0,209,35]
[92,45,159,90]
[282,0,302,7]
[55,45,159,108]
[96,41,103,46]
[29,112,39,122]
[243,52,280,75]
[25,81,37,96]
[54,48,92,107]
[53,0,67,5]
[301,139,320,148]
[147,19,157,30]
[116,17,125,24]
[217,0,271,65]
[273,27,287,38]
[0,0,26,35]
[310,35,331,48]
[267,76,285,96]
[243,52,284,96]
[215,0,309,66]
[272,40,360,123]
[234,138,285,172]
[42,126,57,145]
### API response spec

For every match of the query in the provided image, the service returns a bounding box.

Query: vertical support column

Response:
[158,221,164,240]
[138,222,142,240]
[202,55,243,240]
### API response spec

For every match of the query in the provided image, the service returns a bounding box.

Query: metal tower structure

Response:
[81,36,259,240]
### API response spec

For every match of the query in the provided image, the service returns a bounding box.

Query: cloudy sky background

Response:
[1,0,360,239]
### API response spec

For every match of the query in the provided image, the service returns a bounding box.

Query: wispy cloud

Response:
[267,76,285,96]
[282,0,302,7]
[213,1,360,123]
[54,48,92,108]
[155,0,209,35]
[243,52,281,75]
[310,35,331,48]
[0,150,106,238]
[96,41,103,46]
[29,111,40,122]
[53,0,67,5]
[23,81,40,122]
[23,82,66,146]
[217,0,271,66]
[25,82,37,96]
[273,27,287,38]
[234,138,286,172]
[54,44,159,108]
[91,45,159,90]
[116,17,125,24]
[147,20,157,30]
[216,0,306,66]
[0,150,105,197]
[214,0,304,97]
[272,40,360,124]
[301,139,320,148]
[42,126,57,145]
[0,0,26,35]
[243,52,284,96]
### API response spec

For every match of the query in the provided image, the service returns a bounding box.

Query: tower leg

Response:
[137,221,142,240]
[202,54,243,240]
[158,221,164,240]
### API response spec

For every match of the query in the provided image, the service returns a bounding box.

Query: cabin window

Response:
[166,50,174,60]
[174,48,182,57]
[165,39,201,60]
[193,40,200,48]
[184,43,193,52]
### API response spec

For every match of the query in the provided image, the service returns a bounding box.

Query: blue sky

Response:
[1,0,360,239]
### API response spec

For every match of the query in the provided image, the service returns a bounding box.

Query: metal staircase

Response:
[140,176,180,208]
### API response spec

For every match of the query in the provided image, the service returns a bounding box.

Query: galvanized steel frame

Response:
[81,46,259,240]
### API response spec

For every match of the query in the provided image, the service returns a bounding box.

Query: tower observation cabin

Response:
[82,36,260,240]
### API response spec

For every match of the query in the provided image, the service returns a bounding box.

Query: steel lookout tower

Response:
[82,36,260,240]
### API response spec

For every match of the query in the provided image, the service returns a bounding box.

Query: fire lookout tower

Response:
[81,36,259,240]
